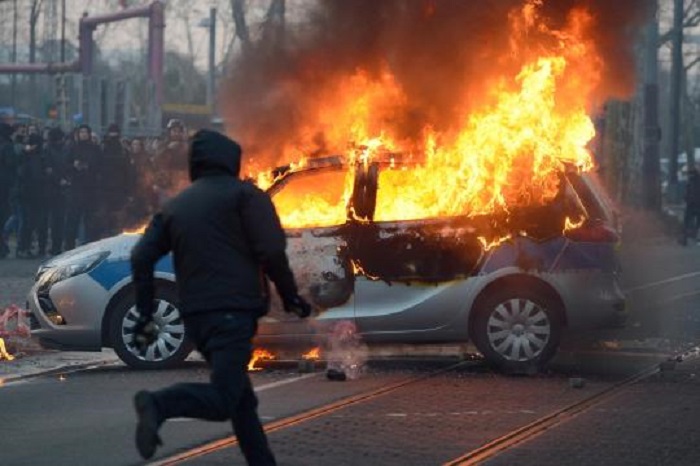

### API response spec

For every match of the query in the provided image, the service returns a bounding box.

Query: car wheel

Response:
[108,286,192,369]
[472,286,562,372]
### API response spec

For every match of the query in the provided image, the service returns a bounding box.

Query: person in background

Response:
[152,119,189,205]
[64,124,100,251]
[26,123,40,138]
[99,123,132,237]
[681,166,700,246]
[2,125,25,254]
[16,134,46,258]
[13,124,27,146]
[126,138,157,224]
[0,121,15,258]
[44,127,69,255]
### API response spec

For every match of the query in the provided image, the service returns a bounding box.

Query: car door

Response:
[349,162,485,335]
[257,163,356,337]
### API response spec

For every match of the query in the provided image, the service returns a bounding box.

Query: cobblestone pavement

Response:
[191,363,637,466]
[487,356,700,466]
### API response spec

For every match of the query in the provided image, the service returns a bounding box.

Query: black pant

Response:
[49,192,66,255]
[64,190,95,250]
[152,309,276,466]
[0,190,9,255]
[684,205,700,241]
[19,198,47,253]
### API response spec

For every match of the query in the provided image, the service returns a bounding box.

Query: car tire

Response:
[472,285,562,372]
[108,285,192,370]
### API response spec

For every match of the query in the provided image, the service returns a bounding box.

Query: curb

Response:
[0,358,120,386]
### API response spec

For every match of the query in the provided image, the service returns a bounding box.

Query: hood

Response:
[189,129,241,181]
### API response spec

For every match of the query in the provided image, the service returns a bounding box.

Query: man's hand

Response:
[133,313,158,352]
[283,295,312,319]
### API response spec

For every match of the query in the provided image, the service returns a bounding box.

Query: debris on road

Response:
[569,377,586,389]
[0,304,31,361]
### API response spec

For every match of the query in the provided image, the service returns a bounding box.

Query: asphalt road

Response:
[1,237,699,465]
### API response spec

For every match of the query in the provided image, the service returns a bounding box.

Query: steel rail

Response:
[443,351,699,466]
[149,361,467,466]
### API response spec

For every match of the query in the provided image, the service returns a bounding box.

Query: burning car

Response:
[27,153,625,371]
[27,0,633,372]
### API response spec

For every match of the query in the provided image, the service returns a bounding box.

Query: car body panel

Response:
[29,274,105,350]
[28,160,626,363]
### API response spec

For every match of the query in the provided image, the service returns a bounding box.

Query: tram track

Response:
[149,361,469,465]
[148,345,700,466]
[443,346,700,465]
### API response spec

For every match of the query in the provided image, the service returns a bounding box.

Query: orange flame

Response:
[252,2,600,239]
[301,347,321,360]
[123,223,148,235]
[351,259,381,280]
[563,215,586,232]
[0,338,14,361]
[247,348,275,371]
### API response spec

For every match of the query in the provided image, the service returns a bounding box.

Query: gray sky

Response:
[0,0,312,70]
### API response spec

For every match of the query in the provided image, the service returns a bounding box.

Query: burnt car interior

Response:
[262,156,594,289]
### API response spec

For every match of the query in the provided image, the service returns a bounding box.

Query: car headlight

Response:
[38,251,111,291]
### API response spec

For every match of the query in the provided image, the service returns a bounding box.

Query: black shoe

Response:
[326,368,347,381]
[134,391,163,459]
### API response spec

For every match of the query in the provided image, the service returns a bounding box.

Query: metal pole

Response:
[668,0,684,202]
[207,7,217,114]
[60,0,66,62]
[11,0,17,110]
[643,2,661,210]
[59,0,67,127]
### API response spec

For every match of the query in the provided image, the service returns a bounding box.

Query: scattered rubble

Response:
[0,305,36,360]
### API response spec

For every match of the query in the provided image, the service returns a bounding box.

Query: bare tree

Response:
[231,0,251,55]
[29,0,44,64]
[659,0,700,46]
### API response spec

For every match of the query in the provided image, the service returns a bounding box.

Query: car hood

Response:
[42,234,141,268]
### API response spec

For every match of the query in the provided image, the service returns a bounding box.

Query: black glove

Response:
[283,295,312,319]
[133,313,158,352]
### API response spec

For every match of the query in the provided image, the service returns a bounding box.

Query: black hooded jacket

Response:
[131,130,299,316]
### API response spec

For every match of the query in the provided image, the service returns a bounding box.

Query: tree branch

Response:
[231,0,251,53]
[685,54,700,71]
[659,1,700,47]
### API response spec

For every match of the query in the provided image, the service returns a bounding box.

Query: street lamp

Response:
[198,7,216,115]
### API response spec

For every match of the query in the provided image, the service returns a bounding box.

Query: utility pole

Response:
[668,0,684,202]
[207,7,217,116]
[58,0,68,127]
[643,1,661,210]
[11,0,17,110]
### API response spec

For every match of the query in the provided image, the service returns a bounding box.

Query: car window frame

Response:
[266,162,356,230]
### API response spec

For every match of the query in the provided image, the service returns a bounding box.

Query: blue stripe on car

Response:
[89,255,174,290]
[481,237,615,274]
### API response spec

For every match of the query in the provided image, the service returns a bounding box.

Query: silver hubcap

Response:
[122,300,186,362]
[487,298,551,362]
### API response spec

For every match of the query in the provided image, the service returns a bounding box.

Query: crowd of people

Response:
[0,118,190,259]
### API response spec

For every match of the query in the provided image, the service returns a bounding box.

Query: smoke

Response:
[221,0,651,170]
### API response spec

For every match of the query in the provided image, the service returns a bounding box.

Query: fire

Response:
[123,223,148,235]
[351,259,381,280]
[0,338,14,361]
[478,234,514,253]
[250,1,601,241]
[302,347,321,360]
[247,348,275,371]
[564,215,586,232]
